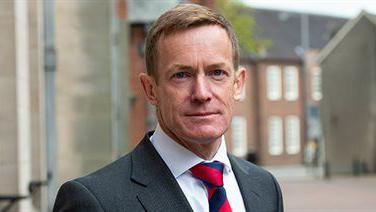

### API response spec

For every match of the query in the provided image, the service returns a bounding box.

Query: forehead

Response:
[156,25,233,71]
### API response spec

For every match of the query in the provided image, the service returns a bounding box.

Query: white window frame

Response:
[231,116,247,157]
[266,65,282,101]
[312,67,322,101]
[268,116,283,155]
[285,116,301,155]
[284,66,299,101]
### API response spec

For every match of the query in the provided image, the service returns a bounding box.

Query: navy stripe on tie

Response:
[201,179,215,188]
[202,162,223,172]
[209,187,226,212]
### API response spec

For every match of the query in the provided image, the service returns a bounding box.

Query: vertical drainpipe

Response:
[43,0,57,210]
[301,14,310,51]
[110,0,120,160]
[300,13,310,166]
[14,0,32,210]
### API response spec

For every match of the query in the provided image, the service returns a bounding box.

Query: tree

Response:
[216,0,271,56]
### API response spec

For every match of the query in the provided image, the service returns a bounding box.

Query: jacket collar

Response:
[229,154,263,211]
[130,132,262,211]
[131,132,193,211]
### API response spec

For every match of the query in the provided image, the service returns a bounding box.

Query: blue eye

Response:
[209,69,227,80]
[213,70,224,76]
[172,72,189,79]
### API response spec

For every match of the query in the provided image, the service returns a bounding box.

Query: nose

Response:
[191,75,212,103]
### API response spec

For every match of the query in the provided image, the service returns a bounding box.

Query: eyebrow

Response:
[169,64,192,71]
[206,62,229,70]
[168,62,229,72]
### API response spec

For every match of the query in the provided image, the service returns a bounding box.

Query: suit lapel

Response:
[131,133,193,212]
[229,155,263,211]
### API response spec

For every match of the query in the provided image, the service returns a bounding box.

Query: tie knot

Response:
[190,161,224,187]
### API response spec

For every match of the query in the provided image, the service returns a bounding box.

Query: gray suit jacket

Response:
[54,132,283,212]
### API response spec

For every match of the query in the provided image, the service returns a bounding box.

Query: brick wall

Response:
[256,61,305,165]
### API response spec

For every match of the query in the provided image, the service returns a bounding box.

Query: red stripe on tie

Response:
[190,164,223,187]
[190,161,232,212]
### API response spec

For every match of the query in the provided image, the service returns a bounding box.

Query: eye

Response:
[208,69,227,80]
[213,70,225,76]
[172,71,190,80]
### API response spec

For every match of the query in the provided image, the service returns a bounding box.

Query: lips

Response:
[185,111,219,117]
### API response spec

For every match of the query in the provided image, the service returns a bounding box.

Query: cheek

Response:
[215,85,236,106]
[157,88,185,115]
[223,91,237,118]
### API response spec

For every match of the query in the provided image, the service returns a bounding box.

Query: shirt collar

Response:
[150,124,232,178]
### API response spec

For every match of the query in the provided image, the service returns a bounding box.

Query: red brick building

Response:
[236,9,346,166]
[250,60,305,165]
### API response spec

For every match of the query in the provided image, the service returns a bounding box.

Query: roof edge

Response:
[317,11,371,64]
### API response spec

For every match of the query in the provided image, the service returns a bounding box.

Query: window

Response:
[268,116,283,155]
[266,65,282,101]
[231,116,247,157]
[312,67,322,101]
[285,116,300,154]
[284,66,299,101]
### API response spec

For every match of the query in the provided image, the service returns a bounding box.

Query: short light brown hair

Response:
[145,3,240,79]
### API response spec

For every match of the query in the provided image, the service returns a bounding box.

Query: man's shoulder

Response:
[58,149,134,206]
[54,134,153,211]
[74,131,154,186]
[75,152,132,186]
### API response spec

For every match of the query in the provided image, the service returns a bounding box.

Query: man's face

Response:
[142,25,245,146]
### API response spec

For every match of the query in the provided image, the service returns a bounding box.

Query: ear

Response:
[139,73,159,106]
[233,66,247,101]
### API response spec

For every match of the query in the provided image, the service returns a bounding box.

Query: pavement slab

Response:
[279,176,376,212]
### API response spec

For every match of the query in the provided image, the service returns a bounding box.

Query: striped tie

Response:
[190,161,232,212]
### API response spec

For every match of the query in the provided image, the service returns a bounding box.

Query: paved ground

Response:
[279,175,376,212]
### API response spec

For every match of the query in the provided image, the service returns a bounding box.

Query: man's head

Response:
[145,4,240,81]
[140,4,246,159]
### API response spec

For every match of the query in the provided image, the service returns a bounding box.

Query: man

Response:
[54,4,283,212]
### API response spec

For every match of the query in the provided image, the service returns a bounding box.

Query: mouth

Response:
[185,112,220,117]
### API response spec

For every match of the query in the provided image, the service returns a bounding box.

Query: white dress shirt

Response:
[150,124,246,212]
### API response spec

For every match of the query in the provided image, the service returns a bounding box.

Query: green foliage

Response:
[216,0,271,56]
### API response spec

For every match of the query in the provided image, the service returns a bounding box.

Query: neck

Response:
[157,123,222,160]
[177,136,222,160]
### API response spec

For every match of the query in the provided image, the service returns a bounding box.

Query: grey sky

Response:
[242,0,376,18]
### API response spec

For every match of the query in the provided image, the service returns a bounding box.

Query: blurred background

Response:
[1,0,376,211]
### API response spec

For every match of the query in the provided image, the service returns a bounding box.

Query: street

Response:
[279,176,376,211]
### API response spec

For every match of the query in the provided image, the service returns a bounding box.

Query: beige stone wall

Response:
[1,0,129,210]
[28,1,46,211]
[0,1,45,211]
[55,0,113,184]
[0,0,18,199]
